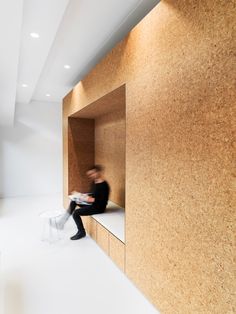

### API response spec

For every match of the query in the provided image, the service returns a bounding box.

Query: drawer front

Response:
[84,217,97,241]
[96,223,109,254]
[109,233,125,272]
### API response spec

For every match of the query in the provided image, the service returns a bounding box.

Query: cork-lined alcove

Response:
[64,1,235,312]
[68,84,126,208]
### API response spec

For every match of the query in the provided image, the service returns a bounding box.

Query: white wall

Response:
[0,101,62,198]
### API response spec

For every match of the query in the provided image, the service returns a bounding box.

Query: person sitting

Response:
[55,164,110,240]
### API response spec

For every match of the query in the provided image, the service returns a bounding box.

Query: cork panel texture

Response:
[109,234,125,272]
[81,216,90,231]
[68,118,94,194]
[125,1,236,313]
[96,223,109,255]
[63,0,236,313]
[70,84,126,119]
[86,217,97,241]
[95,109,126,207]
[63,94,71,207]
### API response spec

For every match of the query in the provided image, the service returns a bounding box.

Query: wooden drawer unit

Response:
[109,233,125,272]
[81,216,89,230]
[96,223,109,254]
[85,217,97,241]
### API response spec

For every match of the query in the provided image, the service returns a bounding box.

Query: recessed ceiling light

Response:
[46,93,51,97]
[30,32,40,38]
[64,64,71,69]
[22,84,28,88]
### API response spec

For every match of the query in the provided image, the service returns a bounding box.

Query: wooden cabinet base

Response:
[84,218,126,272]
[109,233,125,272]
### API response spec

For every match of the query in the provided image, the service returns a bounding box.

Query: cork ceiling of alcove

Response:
[70,84,125,119]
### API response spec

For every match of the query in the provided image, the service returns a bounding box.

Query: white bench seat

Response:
[92,201,125,243]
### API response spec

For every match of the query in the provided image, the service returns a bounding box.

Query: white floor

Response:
[0,195,159,314]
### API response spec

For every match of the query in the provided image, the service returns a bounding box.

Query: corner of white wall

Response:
[0,101,63,198]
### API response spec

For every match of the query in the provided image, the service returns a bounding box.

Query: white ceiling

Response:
[0,0,23,125]
[0,0,160,126]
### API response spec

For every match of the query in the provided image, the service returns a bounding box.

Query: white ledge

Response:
[92,201,125,243]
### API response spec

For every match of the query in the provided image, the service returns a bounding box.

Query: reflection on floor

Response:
[0,195,159,314]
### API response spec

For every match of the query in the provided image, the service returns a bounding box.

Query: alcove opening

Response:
[68,84,126,242]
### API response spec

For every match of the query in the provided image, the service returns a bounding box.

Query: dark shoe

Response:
[70,231,86,240]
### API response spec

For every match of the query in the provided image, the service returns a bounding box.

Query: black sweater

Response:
[90,181,110,211]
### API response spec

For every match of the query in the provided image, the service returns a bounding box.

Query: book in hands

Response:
[68,193,91,205]
[68,192,81,202]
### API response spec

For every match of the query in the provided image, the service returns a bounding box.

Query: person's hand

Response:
[79,194,88,202]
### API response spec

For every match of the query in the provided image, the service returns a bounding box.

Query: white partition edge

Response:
[0,252,4,314]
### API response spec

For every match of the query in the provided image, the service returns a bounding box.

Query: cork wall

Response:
[65,85,126,207]
[95,109,126,207]
[63,0,236,313]
[68,118,94,194]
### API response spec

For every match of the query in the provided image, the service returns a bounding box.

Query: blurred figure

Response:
[54,165,110,240]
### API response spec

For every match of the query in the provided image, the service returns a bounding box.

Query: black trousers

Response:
[68,201,104,233]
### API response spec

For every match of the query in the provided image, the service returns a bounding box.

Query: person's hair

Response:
[88,164,104,172]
